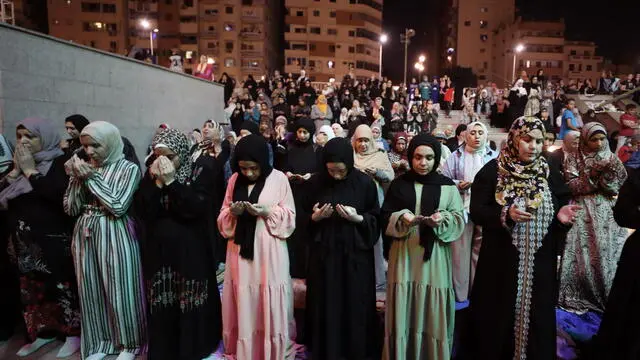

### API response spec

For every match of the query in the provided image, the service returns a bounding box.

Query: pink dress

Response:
[218,170,297,359]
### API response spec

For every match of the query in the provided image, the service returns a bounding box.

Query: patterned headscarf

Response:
[579,122,613,168]
[152,128,192,184]
[495,116,550,210]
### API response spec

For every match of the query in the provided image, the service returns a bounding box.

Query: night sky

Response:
[382,0,640,82]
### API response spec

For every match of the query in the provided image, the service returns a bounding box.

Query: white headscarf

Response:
[462,121,490,208]
[80,121,124,166]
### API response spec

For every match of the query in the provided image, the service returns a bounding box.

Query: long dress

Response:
[136,169,223,360]
[383,183,465,360]
[559,149,628,313]
[466,160,571,360]
[218,170,297,359]
[64,158,147,357]
[590,168,640,359]
[4,155,81,341]
[281,140,318,278]
[305,170,381,360]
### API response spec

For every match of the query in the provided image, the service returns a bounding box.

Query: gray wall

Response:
[0,22,224,162]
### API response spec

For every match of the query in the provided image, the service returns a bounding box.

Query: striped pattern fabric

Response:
[64,159,147,358]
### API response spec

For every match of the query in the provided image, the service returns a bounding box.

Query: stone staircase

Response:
[435,110,508,146]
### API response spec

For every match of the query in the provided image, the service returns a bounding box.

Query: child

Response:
[618,138,638,163]
[618,104,639,153]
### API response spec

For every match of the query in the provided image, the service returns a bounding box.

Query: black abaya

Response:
[305,145,381,360]
[590,168,640,359]
[465,159,571,360]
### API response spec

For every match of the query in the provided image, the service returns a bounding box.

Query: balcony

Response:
[199,0,219,3]
[179,22,198,33]
[200,30,218,38]
[569,55,603,62]
[240,49,262,57]
[240,30,263,40]
[241,12,262,23]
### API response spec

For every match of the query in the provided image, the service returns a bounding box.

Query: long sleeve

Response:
[563,154,598,195]
[613,170,640,229]
[64,177,86,217]
[217,173,238,239]
[599,157,628,195]
[29,155,69,207]
[263,172,296,240]
[385,209,413,238]
[84,161,141,217]
[470,161,508,232]
[433,185,465,242]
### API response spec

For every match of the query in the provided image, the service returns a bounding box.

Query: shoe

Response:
[16,337,56,357]
[56,336,80,358]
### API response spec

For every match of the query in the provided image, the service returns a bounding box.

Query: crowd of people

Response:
[1,68,640,360]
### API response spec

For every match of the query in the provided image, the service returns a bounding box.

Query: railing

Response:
[240,49,262,57]
[240,31,263,39]
[200,31,218,38]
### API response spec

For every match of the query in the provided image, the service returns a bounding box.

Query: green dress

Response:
[383,184,465,360]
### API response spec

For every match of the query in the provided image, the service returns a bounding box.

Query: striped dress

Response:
[64,158,147,358]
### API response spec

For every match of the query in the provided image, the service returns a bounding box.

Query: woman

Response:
[441,121,498,303]
[218,134,298,359]
[388,133,409,179]
[310,94,334,131]
[382,134,465,359]
[372,124,389,151]
[0,118,81,358]
[559,123,628,314]
[591,166,640,359]
[191,120,231,265]
[137,129,222,360]
[508,79,528,120]
[243,100,261,124]
[194,55,213,81]
[64,121,146,360]
[352,124,395,290]
[281,118,318,279]
[305,138,381,360]
[315,125,335,148]
[219,73,235,104]
[466,116,579,360]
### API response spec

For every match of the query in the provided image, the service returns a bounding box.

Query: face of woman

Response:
[238,160,261,182]
[65,122,80,139]
[371,127,381,139]
[200,55,207,63]
[80,135,107,166]
[395,139,407,152]
[326,162,348,180]
[202,122,220,141]
[316,132,328,146]
[153,146,180,169]
[331,124,342,134]
[296,128,310,142]
[466,125,485,150]
[412,145,436,175]
[587,133,607,152]
[249,101,256,108]
[355,137,371,154]
[516,129,544,163]
[16,128,43,153]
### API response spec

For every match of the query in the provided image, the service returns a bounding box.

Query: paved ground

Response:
[0,337,146,360]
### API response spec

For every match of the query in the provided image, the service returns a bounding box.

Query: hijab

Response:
[383,134,454,261]
[152,128,192,184]
[391,132,408,160]
[295,118,316,141]
[578,122,614,168]
[352,124,394,177]
[316,94,328,114]
[240,120,259,135]
[65,114,90,133]
[495,116,549,210]
[191,120,224,162]
[462,121,490,207]
[316,125,335,143]
[512,79,527,96]
[81,121,124,166]
[320,137,354,183]
[0,134,14,174]
[0,118,64,209]
[231,134,273,260]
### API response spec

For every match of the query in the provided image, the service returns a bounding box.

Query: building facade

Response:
[47,0,281,81]
[492,18,603,86]
[284,0,383,82]
[451,0,515,80]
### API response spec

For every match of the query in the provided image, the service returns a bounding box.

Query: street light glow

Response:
[419,54,426,63]
[153,28,159,33]
[515,44,525,53]
[414,62,424,71]
[380,34,388,44]
[140,19,150,29]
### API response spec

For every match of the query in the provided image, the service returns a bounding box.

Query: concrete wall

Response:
[0,22,224,162]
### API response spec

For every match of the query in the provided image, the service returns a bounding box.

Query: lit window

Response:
[224,23,234,31]
[225,58,235,67]
[480,7,488,12]
[526,60,531,68]
[480,34,488,42]
[480,20,487,28]
[328,61,334,69]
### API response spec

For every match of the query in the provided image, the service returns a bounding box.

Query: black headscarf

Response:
[65,114,90,132]
[294,118,316,146]
[382,134,454,261]
[320,137,354,183]
[231,134,273,260]
[240,120,259,135]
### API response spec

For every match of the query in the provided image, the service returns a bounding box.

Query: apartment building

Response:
[284,0,383,82]
[47,0,281,80]
[452,0,515,80]
[492,18,603,85]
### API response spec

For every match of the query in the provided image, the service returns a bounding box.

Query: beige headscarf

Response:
[351,124,394,178]
[80,121,124,166]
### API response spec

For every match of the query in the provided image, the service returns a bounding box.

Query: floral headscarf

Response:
[495,116,550,210]
[152,128,192,184]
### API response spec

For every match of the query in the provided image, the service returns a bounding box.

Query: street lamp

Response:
[379,33,388,79]
[414,62,424,76]
[419,54,426,63]
[140,19,158,56]
[512,43,525,83]
[400,28,416,87]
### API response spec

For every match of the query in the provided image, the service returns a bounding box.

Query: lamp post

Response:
[379,33,388,79]
[400,28,415,88]
[140,19,158,56]
[512,44,525,84]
